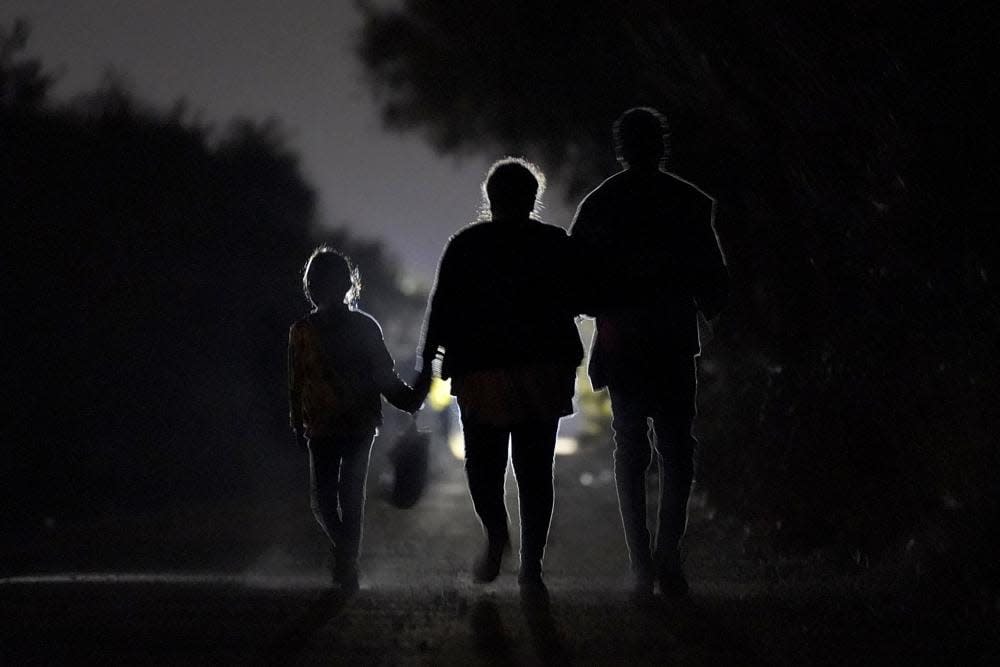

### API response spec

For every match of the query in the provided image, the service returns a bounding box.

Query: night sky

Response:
[3,0,572,284]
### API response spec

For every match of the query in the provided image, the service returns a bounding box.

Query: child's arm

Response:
[366,318,430,413]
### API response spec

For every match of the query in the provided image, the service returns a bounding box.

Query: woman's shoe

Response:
[472,534,510,583]
[517,569,550,607]
[656,566,689,597]
[334,565,360,594]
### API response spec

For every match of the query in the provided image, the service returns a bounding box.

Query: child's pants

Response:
[308,430,376,575]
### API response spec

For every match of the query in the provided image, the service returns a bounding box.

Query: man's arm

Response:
[569,193,602,246]
[692,196,729,319]
[569,194,610,316]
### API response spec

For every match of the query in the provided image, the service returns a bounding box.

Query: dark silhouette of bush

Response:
[1,24,424,533]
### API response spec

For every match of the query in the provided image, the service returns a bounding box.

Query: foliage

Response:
[0,19,53,110]
[1,23,422,528]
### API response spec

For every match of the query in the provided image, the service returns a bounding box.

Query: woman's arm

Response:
[417,238,459,373]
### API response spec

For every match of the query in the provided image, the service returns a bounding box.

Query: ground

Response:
[3,428,997,665]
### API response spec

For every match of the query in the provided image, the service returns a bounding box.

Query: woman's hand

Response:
[411,367,433,412]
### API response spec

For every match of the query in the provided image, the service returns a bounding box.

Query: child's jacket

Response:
[288,307,417,438]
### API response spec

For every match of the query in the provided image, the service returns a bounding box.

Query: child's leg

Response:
[309,438,343,545]
[334,431,376,578]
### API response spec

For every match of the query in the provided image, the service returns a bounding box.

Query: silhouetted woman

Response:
[419,159,583,593]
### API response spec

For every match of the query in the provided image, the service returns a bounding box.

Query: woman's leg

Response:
[510,418,559,580]
[461,416,511,581]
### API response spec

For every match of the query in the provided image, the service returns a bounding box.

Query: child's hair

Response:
[302,245,361,309]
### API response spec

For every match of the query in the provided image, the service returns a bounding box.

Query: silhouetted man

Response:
[570,107,728,599]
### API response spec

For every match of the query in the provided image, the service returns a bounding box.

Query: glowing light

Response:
[448,431,465,460]
[446,432,577,459]
[554,437,579,456]
[428,378,452,411]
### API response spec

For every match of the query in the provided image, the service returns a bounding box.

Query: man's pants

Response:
[460,416,559,576]
[308,431,376,575]
[609,357,698,577]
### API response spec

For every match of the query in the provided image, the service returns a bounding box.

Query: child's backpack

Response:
[289,318,361,437]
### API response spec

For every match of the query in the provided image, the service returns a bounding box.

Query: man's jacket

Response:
[571,167,728,390]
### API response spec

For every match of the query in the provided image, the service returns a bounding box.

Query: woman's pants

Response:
[460,416,559,576]
[308,431,376,575]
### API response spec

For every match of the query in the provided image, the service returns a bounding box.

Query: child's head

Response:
[303,246,361,310]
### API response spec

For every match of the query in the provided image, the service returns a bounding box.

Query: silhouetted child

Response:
[288,246,430,591]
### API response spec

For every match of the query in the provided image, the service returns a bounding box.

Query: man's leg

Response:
[510,418,560,582]
[651,356,698,595]
[334,431,376,590]
[609,390,655,586]
[461,416,512,581]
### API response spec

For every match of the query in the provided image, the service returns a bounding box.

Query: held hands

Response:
[293,428,308,452]
[407,364,434,415]
[409,367,434,414]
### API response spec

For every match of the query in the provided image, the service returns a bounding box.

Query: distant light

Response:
[428,378,452,411]
[400,275,421,295]
[446,433,578,458]
[448,431,464,460]
[579,472,594,486]
[554,437,578,456]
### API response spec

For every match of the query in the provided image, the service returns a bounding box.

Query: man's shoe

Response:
[656,567,689,597]
[472,535,510,583]
[327,545,338,578]
[334,566,360,595]
[332,549,359,595]
[630,571,655,604]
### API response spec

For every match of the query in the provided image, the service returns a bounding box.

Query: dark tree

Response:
[0,20,53,110]
[358,0,999,571]
[1,26,424,548]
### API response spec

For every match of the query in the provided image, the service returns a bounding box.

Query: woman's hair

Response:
[480,157,546,220]
[302,245,361,309]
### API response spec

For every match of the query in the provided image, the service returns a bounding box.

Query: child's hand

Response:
[409,368,433,413]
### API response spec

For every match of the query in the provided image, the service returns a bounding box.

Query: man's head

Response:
[303,245,360,309]
[482,157,546,220]
[614,107,670,169]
